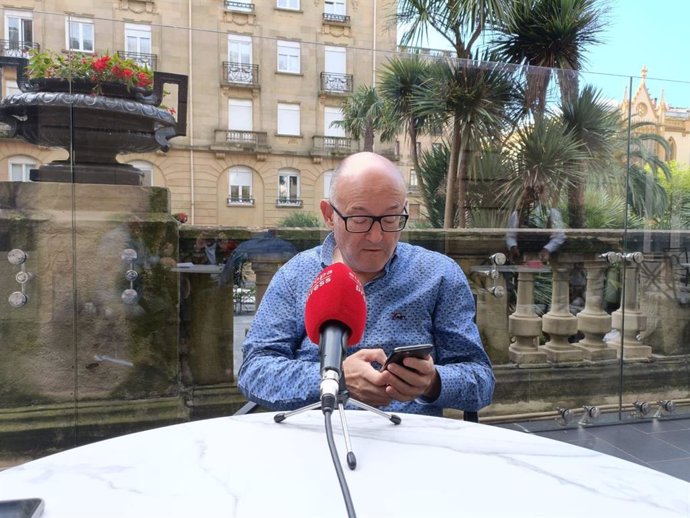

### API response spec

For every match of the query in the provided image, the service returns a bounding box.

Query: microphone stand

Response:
[274,373,401,470]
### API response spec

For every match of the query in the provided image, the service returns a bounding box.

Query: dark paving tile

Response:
[586,425,689,463]
[630,418,690,434]
[651,430,690,454]
[648,456,690,482]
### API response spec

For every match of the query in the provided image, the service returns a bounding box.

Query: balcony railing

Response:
[312,135,357,156]
[215,129,268,151]
[320,72,353,94]
[276,197,303,208]
[224,0,255,12]
[0,40,39,58]
[226,196,255,206]
[397,45,454,59]
[322,12,350,25]
[117,51,158,70]
[222,61,260,88]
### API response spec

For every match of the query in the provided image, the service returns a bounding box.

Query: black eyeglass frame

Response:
[329,203,409,233]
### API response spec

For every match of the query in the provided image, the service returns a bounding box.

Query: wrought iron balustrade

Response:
[116,51,158,70]
[222,61,259,87]
[224,0,255,11]
[322,12,350,25]
[0,40,39,58]
[226,196,255,206]
[276,197,303,208]
[320,72,352,94]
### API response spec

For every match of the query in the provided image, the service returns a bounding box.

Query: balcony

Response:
[116,51,157,70]
[320,72,353,95]
[224,0,255,12]
[0,40,39,58]
[311,135,357,157]
[226,196,255,206]
[214,129,269,153]
[276,197,303,208]
[221,61,260,89]
[322,12,350,25]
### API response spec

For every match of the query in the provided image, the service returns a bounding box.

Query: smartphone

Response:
[380,344,433,371]
[0,498,44,518]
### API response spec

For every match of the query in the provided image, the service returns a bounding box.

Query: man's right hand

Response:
[342,348,392,407]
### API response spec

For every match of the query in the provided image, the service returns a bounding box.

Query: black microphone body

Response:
[319,322,349,412]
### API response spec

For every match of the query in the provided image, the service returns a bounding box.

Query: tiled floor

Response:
[499,417,690,482]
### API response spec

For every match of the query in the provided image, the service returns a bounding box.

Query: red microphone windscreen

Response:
[304,263,366,347]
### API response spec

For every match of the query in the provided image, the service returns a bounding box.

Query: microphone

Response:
[304,263,366,412]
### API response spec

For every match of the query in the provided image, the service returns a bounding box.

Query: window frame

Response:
[277,168,300,202]
[228,166,254,205]
[277,40,300,74]
[8,156,37,182]
[277,0,300,10]
[277,103,301,136]
[66,17,95,53]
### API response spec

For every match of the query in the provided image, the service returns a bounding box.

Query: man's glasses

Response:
[330,203,409,233]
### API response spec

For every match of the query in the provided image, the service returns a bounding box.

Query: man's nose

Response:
[365,221,385,241]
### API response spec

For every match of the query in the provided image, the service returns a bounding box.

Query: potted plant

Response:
[24,49,155,102]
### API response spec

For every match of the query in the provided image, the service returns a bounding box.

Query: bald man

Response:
[238,152,494,416]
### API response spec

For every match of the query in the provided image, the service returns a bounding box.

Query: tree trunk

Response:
[456,135,470,229]
[363,124,374,152]
[443,118,461,228]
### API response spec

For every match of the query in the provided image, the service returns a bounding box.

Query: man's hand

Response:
[538,248,550,263]
[382,355,440,402]
[342,349,392,407]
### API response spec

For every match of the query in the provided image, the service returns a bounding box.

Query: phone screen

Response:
[0,498,45,518]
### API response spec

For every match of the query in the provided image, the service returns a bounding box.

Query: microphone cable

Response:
[323,408,357,518]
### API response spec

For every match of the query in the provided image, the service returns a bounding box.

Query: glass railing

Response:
[0,9,688,468]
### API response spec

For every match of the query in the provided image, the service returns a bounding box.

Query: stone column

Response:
[250,253,284,309]
[541,265,583,362]
[508,271,547,364]
[611,261,652,359]
[577,259,617,360]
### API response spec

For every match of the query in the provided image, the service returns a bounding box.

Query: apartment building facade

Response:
[0,0,422,226]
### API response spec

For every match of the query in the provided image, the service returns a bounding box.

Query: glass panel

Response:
[1,5,688,478]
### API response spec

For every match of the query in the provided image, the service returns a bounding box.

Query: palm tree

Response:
[413,53,519,227]
[333,84,393,152]
[378,54,434,189]
[491,0,607,113]
[558,84,621,227]
[396,0,509,228]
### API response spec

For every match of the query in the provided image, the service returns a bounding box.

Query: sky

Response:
[582,0,690,107]
[410,0,690,108]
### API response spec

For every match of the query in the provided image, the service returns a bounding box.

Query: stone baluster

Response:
[610,255,652,359]
[576,259,617,360]
[508,271,547,364]
[250,253,284,308]
[541,264,583,362]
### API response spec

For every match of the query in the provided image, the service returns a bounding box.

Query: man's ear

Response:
[320,200,335,229]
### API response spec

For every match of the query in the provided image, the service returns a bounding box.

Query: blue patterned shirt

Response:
[238,233,494,416]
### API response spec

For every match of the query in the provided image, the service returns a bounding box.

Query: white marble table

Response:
[0,412,688,517]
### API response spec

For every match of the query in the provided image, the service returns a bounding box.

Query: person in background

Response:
[238,152,494,416]
[505,185,566,264]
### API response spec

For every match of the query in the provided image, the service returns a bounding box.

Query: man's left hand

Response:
[382,355,440,402]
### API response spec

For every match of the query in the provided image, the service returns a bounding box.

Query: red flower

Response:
[91,55,111,73]
[136,71,152,88]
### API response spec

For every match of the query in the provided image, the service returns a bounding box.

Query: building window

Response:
[323,170,334,199]
[66,17,94,52]
[229,99,253,132]
[277,103,300,136]
[409,169,418,190]
[229,167,253,204]
[277,0,300,9]
[278,168,300,204]
[325,0,346,15]
[8,156,36,182]
[4,10,33,56]
[324,107,345,138]
[124,24,152,67]
[277,40,300,74]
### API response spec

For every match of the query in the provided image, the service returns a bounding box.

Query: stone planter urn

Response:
[0,63,188,185]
